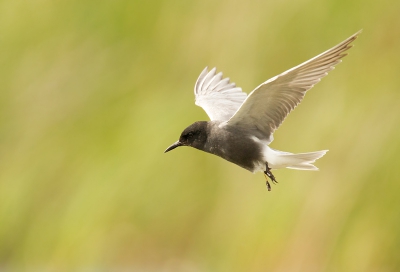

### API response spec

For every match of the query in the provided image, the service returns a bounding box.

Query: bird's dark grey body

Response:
[189,121,264,172]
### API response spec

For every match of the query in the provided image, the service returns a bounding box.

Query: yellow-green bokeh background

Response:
[1,0,399,271]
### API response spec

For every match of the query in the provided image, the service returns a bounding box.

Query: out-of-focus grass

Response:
[0,0,399,271]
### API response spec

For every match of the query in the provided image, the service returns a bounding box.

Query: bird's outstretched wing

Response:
[226,30,361,142]
[194,67,247,121]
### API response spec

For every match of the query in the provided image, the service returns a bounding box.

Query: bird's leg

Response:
[264,162,278,186]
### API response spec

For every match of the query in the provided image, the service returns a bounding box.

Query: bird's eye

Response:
[187,132,194,138]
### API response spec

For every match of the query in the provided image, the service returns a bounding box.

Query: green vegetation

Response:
[0,0,399,271]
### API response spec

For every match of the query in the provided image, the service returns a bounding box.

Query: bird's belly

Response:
[205,136,264,172]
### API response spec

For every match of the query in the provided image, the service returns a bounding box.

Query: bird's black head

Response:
[164,121,208,153]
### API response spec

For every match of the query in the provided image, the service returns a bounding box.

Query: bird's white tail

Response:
[265,147,328,170]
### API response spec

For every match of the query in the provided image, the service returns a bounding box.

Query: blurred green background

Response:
[1,0,399,271]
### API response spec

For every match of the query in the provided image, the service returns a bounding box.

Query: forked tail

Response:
[266,147,328,170]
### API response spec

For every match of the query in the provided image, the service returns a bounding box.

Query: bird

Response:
[165,31,361,190]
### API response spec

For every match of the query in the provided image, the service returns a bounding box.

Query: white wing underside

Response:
[194,67,247,121]
[193,31,361,143]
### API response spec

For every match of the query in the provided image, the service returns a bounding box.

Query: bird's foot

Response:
[264,163,277,190]
[264,173,272,191]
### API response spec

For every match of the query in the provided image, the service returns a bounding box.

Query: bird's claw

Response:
[264,163,277,190]
[265,178,272,191]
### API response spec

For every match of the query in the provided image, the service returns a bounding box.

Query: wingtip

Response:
[195,67,210,94]
[352,29,363,39]
[202,66,219,73]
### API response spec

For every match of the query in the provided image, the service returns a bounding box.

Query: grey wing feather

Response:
[227,30,361,142]
[194,67,247,121]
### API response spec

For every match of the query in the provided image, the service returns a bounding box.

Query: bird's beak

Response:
[164,141,183,153]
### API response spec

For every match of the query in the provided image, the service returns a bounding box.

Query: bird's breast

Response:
[204,127,265,172]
